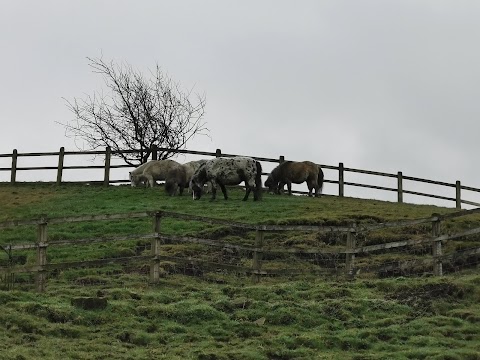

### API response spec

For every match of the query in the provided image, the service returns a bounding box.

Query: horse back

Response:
[144,159,180,178]
[130,160,154,176]
[205,157,258,185]
[279,161,318,183]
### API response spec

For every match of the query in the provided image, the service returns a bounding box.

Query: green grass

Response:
[1,273,479,359]
[0,183,479,359]
[0,182,457,224]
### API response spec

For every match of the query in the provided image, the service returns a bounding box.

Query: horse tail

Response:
[317,166,324,195]
[255,160,263,200]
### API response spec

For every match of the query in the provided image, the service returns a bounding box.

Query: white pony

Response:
[129,159,181,187]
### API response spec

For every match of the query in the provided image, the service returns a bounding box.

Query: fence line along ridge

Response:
[1,146,480,209]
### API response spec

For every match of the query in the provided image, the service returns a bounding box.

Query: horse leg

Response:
[312,179,320,197]
[209,181,217,201]
[210,188,217,201]
[307,181,313,197]
[253,188,259,201]
[287,181,292,195]
[244,177,257,201]
[146,175,154,188]
[243,188,251,201]
[277,181,285,195]
[218,182,229,200]
[243,184,251,201]
[252,182,260,201]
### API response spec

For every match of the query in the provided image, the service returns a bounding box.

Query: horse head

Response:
[191,165,208,200]
[129,172,139,187]
[191,181,203,200]
[264,174,278,194]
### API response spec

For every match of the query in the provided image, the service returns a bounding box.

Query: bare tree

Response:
[62,56,207,165]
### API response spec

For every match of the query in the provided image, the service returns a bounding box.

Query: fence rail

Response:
[1,209,480,292]
[1,147,480,209]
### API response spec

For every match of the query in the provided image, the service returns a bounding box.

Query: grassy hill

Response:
[0,183,479,360]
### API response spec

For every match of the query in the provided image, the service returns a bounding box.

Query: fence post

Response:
[345,228,356,277]
[3,245,14,290]
[215,149,222,158]
[10,149,17,184]
[36,218,48,292]
[150,212,162,283]
[103,147,111,186]
[455,181,461,210]
[432,216,443,276]
[151,145,158,161]
[397,171,403,203]
[56,147,65,185]
[252,229,265,283]
[279,155,285,164]
[339,162,344,197]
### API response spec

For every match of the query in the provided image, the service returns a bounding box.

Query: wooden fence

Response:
[1,147,480,209]
[1,208,480,292]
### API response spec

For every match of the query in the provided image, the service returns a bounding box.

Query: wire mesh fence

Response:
[1,210,480,292]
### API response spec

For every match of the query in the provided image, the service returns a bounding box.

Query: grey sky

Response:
[1,1,479,205]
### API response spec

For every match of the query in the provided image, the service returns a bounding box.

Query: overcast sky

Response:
[1,1,479,206]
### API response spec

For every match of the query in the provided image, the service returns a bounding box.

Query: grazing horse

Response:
[163,159,210,195]
[265,161,324,197]
[129,160,155,187]
[130,159,181,187]
[190,157,263,201]
[165,163,188,196]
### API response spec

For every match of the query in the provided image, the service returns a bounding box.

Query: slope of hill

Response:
[0,183,479,359]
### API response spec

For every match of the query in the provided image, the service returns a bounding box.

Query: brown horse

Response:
[165,160,211,195]
[264,161,324,197]
[165,164,188,196]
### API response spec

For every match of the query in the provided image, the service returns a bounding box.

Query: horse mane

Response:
[194,164,208,184]
[272,161,292,180]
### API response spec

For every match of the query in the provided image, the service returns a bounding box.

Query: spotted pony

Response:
[190,157,263,201]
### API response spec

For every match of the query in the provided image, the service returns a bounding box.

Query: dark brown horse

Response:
[264,161,324,197]
[165,164,188,196]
